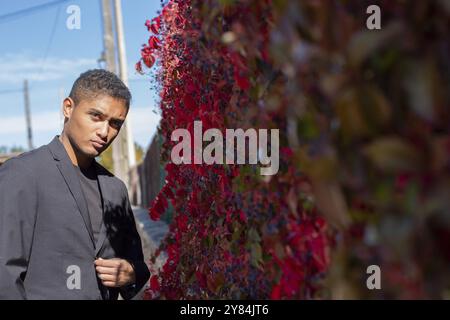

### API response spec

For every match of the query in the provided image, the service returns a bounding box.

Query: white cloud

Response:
[0,109,63,135]
[0,53,96,84]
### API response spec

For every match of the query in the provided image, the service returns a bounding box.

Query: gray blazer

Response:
[0,136,150,299]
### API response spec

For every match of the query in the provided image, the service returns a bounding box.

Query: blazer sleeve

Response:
[0,159,38,300]
[118,183,150,300]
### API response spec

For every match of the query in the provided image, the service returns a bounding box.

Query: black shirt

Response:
[73,163,103,245]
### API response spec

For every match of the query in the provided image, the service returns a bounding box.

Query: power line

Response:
[0,0,71,24]
[0,5,62,99]
[0,7,61,99]
[37,5,62,76]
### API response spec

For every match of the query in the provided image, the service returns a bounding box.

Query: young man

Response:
[0,69,150,300]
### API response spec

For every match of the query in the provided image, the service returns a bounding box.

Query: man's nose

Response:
[97,121,109,139]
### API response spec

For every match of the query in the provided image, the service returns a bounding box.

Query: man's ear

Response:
[62,97,75,120]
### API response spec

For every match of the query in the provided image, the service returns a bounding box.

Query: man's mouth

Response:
[91,140,106,149]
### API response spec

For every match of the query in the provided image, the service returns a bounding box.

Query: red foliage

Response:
[139,0,450,300]
[139,0,329,299]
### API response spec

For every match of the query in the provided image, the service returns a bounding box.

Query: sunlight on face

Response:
[65,95,128,158]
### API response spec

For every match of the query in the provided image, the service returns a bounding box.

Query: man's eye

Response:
[90,113,101,119]
[111,121,123,129]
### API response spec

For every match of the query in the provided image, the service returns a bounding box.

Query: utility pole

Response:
[101,0,116,73]
[23,79,34,150]
[114,0,136,168]
[100,0,129,187]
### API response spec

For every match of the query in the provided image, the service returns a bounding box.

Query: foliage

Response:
[139,0,450,299]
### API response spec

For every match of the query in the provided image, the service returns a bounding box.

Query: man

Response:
[0,69,150,300]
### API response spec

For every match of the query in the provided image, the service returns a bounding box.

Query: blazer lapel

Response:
[47,136,95,247]
[94,162,109,256]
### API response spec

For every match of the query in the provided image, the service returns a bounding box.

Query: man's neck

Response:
[59,133,93,169]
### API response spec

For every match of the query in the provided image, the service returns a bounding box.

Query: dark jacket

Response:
[0,136,150,299]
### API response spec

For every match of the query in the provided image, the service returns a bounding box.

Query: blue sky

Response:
[0,0,162,151]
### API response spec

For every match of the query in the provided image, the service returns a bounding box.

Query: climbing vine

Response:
[138,0,450,299]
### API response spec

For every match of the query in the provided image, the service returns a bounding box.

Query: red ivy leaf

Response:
[135,61,143,74]
[270,284,281,300]
[148,36,161,50]
[150,275,160,291]
[234,67,250,90]
[149,194,168,220]
[144,19,152,31]
[143,54,156,68]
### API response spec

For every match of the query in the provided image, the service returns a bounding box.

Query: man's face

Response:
[62,94,128,158]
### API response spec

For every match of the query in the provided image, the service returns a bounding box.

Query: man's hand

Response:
[94,258,136,288]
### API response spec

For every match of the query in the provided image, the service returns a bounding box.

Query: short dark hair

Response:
[69,69,131,108]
